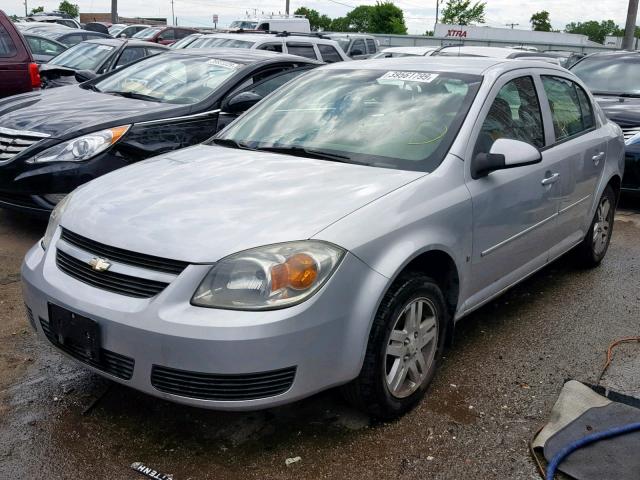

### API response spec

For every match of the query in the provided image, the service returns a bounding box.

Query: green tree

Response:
[441,0,486,25]
[294,7,332,31]
[345,5,374,31]
[29,6,44,14]
[369,2,407,34]
[530,11,552,32]
[57,0,79,18]
[330,16,351,32]
[565,19,622,43]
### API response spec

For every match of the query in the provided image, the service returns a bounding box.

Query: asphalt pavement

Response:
[0,201,638,480]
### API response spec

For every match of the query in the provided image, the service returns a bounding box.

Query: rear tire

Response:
[575,185,616,268]
[342,274,448,419]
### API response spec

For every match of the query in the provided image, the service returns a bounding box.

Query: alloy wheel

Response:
[593,196,612,256]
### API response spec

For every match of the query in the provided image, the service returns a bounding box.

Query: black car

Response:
[22,32,67,63]
[571,52,640,194]
[0,49,319,215]
[39,38,168,88]
[27,27,111,47]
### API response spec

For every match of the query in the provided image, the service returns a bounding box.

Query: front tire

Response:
[575,185,616,268]
[342,274,448,419]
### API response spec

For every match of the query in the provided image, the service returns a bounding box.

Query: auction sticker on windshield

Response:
[379,71,439,83]
[207,59,239,69]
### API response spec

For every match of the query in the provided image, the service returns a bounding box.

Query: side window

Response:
[257,43,283,53]
[116,47,146,67]
[541,76,592,141]
[247,69,307,97]
[350,38,366,55]
[575,84,595,130]
[257,23,270,31]
[61,34,82,46]
[160,29,175,40]
[176,30,191,39]
[365,38,377,54]
[286,43,317,60]
[0,25,18,58]
[474,76,544,156]
[318,44,343,63]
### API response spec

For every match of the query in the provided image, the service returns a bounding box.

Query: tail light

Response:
[28,63,41,90]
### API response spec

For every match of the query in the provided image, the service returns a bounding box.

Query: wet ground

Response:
[0,201,639,480]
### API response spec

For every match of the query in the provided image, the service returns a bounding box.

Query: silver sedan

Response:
[22,57,624,418]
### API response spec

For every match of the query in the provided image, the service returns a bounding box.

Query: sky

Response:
[0,0,636,34]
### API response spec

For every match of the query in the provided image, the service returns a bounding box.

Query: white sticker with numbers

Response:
[378,71,439,83]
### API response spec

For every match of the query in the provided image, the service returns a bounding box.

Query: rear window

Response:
[366,38,377,54]
[0,23,18,57]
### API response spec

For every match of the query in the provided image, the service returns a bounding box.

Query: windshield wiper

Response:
[81,83,101,92]
[209,138,253,150]
[592,91,640,98]
[253,145,352,163]
[104,91,162,102]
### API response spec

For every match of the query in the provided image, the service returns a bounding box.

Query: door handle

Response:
[541,173,560,186]
[592,152,605,165]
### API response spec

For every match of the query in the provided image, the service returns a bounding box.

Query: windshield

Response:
[335,38,350,51]
[94,54,240,104]
[133,27,161,39]
[50,42,115,70]
[214,69,481,172]
[109,25,125,35]
[571,56,640,95]
[188,37,255,49]
[229,21,258,29]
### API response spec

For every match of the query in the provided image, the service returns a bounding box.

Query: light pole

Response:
[286,0,290,15]
[434,0,439,31]
[110,0,117,23]
[622,0,639,50]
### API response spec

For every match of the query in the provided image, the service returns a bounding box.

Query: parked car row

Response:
[0,7,634,419]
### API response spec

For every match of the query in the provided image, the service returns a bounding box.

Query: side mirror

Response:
[222,91,263,114]
[471,138,541,179]
[119,33,127,38]
[75,70,97,83]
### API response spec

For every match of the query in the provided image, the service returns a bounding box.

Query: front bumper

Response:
[21,238,388,410]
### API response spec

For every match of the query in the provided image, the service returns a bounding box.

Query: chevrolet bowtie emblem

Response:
[88,257,111,272]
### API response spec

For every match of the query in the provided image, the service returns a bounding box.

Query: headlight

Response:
[29,125,130,163]
[41,193,72,250]
[192,241,345,310]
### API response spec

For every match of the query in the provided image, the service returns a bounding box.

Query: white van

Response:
[228,15,311,34]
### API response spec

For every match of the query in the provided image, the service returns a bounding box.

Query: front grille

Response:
[40,317,134,380]
[61,228,188,275]
[56,249,169,298]
[151,365,297,401]
[622,126,640,141]
[0,127,49,162]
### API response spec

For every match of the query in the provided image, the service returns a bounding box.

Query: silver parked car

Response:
[22,57,624,418]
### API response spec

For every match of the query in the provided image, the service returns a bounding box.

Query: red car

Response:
[132,26,198,46]
[0,10,40,98]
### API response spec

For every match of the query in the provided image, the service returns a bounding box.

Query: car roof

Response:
[83,38,167,48]
[199,32,335,43]
[581,50,640,59]
[168,47,322,65]
[325,33,374,39]
[324,55,566,75]
[438,46,525,58]
[382,46,437,54]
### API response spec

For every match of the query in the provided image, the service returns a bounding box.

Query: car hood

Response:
[594,95,640,127]
[0,86,179,139]
[61,145,424,263]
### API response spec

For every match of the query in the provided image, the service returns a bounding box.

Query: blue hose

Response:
[546,422,640,479]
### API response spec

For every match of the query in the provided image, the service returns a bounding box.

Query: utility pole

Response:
[505,23,519,29]
[171,0,175,25]
[434,0,439,31]
[285,0,290,15]
[622,0,639,50]
[110,0,117,23]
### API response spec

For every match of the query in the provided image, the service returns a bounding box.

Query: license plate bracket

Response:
[48,303,101,361]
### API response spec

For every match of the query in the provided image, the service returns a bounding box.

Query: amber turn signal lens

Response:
[286,253,318,290]
[109,125,130,144]
[269,253,319,292]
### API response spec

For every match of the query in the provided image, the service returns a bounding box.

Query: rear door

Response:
[349,38,367,59]
[0,14,32,98]
[538,74,607,257]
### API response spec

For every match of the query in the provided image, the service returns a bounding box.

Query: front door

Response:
[465,74,562,308]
